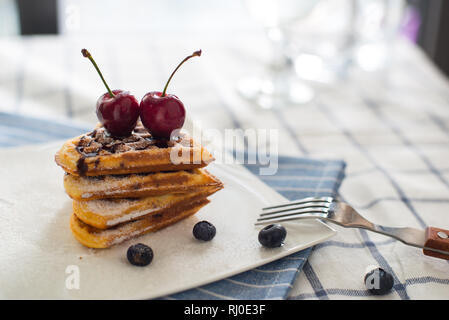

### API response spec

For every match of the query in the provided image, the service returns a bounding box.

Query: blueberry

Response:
[364,267,394,295]
[193,221,216,241]
[127,243,153,267]
[258,224,287,248]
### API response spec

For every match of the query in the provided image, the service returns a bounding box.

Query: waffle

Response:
[73,185,222,229]
[70,199,210,248]
[55,124,214,176]
[56,122,223,248]
[64,168,222,201]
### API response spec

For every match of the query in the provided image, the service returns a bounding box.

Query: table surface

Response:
[1,31,449,299]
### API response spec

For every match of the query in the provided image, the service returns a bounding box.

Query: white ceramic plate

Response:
[0,143,335,299]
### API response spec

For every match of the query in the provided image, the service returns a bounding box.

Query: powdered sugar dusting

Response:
[85,198,143,216]
[106,208,160,226]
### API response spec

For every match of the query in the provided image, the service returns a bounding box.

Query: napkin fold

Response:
[0,112,346,300]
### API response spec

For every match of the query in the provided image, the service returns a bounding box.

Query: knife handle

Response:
[423,227,449,260]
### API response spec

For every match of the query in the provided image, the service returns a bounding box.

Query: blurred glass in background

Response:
[0,0,447,110]
[238,0,320,109]
[238,0,407,109]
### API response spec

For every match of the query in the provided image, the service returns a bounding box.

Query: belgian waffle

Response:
[73,185,222,229]
[64,168,222,201]
[55,124,214,176]
[56,122,223,248]
[70,199,210,248]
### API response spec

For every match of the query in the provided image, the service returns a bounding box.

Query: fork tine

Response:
[257,206,330,223]
[255,209,329,225]
[263,196,333,210]
[260,202,331,216]
[256,216,311,225]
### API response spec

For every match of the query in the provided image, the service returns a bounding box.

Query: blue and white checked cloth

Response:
[2,35,449,299]
[0,112,345,300]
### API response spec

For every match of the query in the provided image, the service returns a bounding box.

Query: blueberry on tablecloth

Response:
[364,267,394,295]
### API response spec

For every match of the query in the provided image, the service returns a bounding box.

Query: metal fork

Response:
[256,196,449,260]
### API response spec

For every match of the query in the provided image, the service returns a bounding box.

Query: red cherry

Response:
[140,50,201,139]
[96,90,139,137]
[140,91,185,139]
[82,49,139,137]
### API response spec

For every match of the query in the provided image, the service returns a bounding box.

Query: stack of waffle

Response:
[55,123,223,248]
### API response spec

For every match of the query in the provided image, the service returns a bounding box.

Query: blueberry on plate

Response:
[258,224,287,248]
[127,243,154,267]
[193,221,216,241]
[364,267,394,295]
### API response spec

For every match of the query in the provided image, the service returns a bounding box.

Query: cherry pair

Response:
[81,49,201,139]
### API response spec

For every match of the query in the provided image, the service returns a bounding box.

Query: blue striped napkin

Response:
[0,111,345,300]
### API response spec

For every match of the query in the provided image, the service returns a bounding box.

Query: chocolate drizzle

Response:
[73,124,186,175]
[155,140,169,149]
[75,124,182,159]
[76,157,88,176]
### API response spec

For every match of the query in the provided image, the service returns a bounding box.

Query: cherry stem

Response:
[81,48,115,98]
[161,50,202,97]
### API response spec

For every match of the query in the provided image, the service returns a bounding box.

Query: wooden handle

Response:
[423,227,449,260]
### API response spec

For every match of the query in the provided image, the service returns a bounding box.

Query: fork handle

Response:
[423,227,449,260]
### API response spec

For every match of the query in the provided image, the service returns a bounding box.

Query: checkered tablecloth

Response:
[0,110,345,300]
[1,33,448,299]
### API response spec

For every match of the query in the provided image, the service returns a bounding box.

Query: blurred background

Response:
[2,1,449,300]
[2,0,447,71]
[0,0,448,127]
